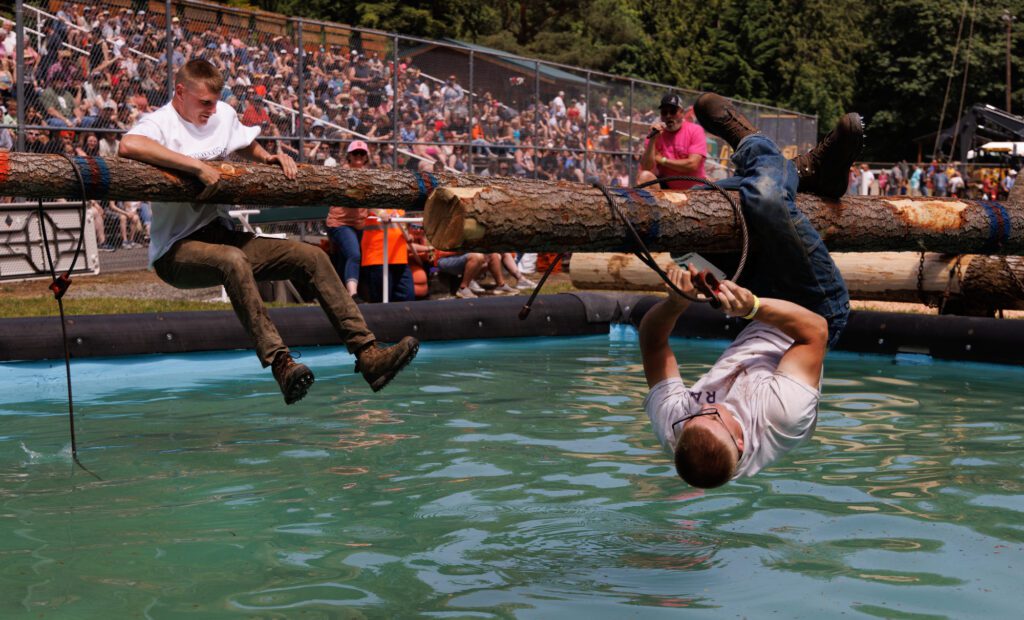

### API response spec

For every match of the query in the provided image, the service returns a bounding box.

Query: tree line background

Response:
[239,0,1022,161]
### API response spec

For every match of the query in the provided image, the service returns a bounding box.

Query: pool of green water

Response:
[1,333,1022,618]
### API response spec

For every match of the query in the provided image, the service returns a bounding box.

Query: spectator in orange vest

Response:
[360,208,414,303]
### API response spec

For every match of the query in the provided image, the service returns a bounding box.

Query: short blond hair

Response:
[674,423,738,488]
[175,58,224,94]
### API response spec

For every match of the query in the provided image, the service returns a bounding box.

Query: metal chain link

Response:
[916,250,930,306]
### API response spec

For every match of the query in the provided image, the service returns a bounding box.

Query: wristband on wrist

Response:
[741,295,760,320]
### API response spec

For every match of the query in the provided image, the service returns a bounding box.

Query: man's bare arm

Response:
[118,134,219,186]
[713,281,828,389]
[235,140,298,179]
[639,266,698,388]
[657,153,705,176]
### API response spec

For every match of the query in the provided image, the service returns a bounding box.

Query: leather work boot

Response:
[694,92,758,149]
[272,351,315,405]
[793,112,864,200]
[355,336,420,392]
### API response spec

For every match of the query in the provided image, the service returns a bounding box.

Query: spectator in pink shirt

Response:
[638,93,707,190]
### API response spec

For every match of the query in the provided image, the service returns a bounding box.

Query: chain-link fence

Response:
[0,0,818,269]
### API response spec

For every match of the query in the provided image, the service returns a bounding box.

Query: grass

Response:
[0,296,235,318]
[0,271,237,318]
[0,269,585,319]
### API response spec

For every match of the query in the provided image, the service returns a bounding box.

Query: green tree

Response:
[853,0,1024,160]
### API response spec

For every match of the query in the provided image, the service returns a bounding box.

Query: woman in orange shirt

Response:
[325,141,370,299]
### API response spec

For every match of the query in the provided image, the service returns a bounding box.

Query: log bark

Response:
[2,152,1021,254]
[424,183,1024,254]
[569,252,1024,310]
[0,151,543,209]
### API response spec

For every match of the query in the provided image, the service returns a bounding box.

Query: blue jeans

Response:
[712,135,850,347]
[327,226,362,286]
[361,264,414,303]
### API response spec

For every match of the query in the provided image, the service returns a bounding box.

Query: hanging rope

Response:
[947,0,979,162]
[36,154,101,480]
[933,0,970,160]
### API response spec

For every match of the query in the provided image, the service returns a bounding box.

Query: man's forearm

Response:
[750,297,827,345]
[237,140,272,164]
[118,134,204,175]
[658,155,703,175]
[640,141,658,171]
[639,297,689,351]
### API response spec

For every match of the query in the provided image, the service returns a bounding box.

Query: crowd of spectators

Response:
[0,0,693,266]
[848,160,1018,201]
[0,1,677,189]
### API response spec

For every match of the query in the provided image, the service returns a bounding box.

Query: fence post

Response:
[468,49,474,164]
[627,79,635,185]
[584,70,591,182]
[392,33,400,168]
[295,19,305,163]
[15,0,25,152]
[165,0,174,101]
[533,60,540,180]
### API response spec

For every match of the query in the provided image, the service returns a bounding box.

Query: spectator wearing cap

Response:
[638,93,707,190]
[325,140,371,300]
[1001,169,1016,199]
[441,74,464,112]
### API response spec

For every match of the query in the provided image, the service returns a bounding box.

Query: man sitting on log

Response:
[640,93,862,488]
[118,59,419,404]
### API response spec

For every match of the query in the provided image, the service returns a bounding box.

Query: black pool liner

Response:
[2,293,1022,365]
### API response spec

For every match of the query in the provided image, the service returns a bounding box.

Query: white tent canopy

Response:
[967,141,1024,159]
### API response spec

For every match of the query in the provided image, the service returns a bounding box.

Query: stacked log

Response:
[568,252,1024,310]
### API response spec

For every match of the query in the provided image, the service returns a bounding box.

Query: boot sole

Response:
[369,341,420,392]
[819,114,865,199]
[283,368,315,405]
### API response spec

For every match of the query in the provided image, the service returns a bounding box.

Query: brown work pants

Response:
[154,222,375,367]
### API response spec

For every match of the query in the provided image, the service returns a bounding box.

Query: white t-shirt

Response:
[643,322,820,480]
[859,169,875,195]
[125,100,260,265]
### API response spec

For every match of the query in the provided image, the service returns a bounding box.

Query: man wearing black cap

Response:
[638,93,707,190]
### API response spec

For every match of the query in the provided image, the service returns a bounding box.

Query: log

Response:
[424,182,1024,254]
[568,252,1024,309]
[0,151,551,210]
[2,152,1021,254]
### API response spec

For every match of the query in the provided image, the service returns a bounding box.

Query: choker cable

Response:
[519,175,749,319]
[36,154,101,480]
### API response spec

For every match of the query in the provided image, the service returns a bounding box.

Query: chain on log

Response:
[1,152,1021,255]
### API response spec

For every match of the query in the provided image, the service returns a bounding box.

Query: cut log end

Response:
[424,187,468,250]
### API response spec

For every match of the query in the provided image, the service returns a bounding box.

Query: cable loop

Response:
[519,175,750,318]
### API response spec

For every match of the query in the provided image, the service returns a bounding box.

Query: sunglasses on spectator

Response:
[671,406,742,456]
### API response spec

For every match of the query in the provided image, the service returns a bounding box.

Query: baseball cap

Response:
[346,140,369,154]
[659,93,684,110]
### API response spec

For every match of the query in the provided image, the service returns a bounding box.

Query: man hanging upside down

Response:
[640,93,863,488]
[119,59,418,404]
